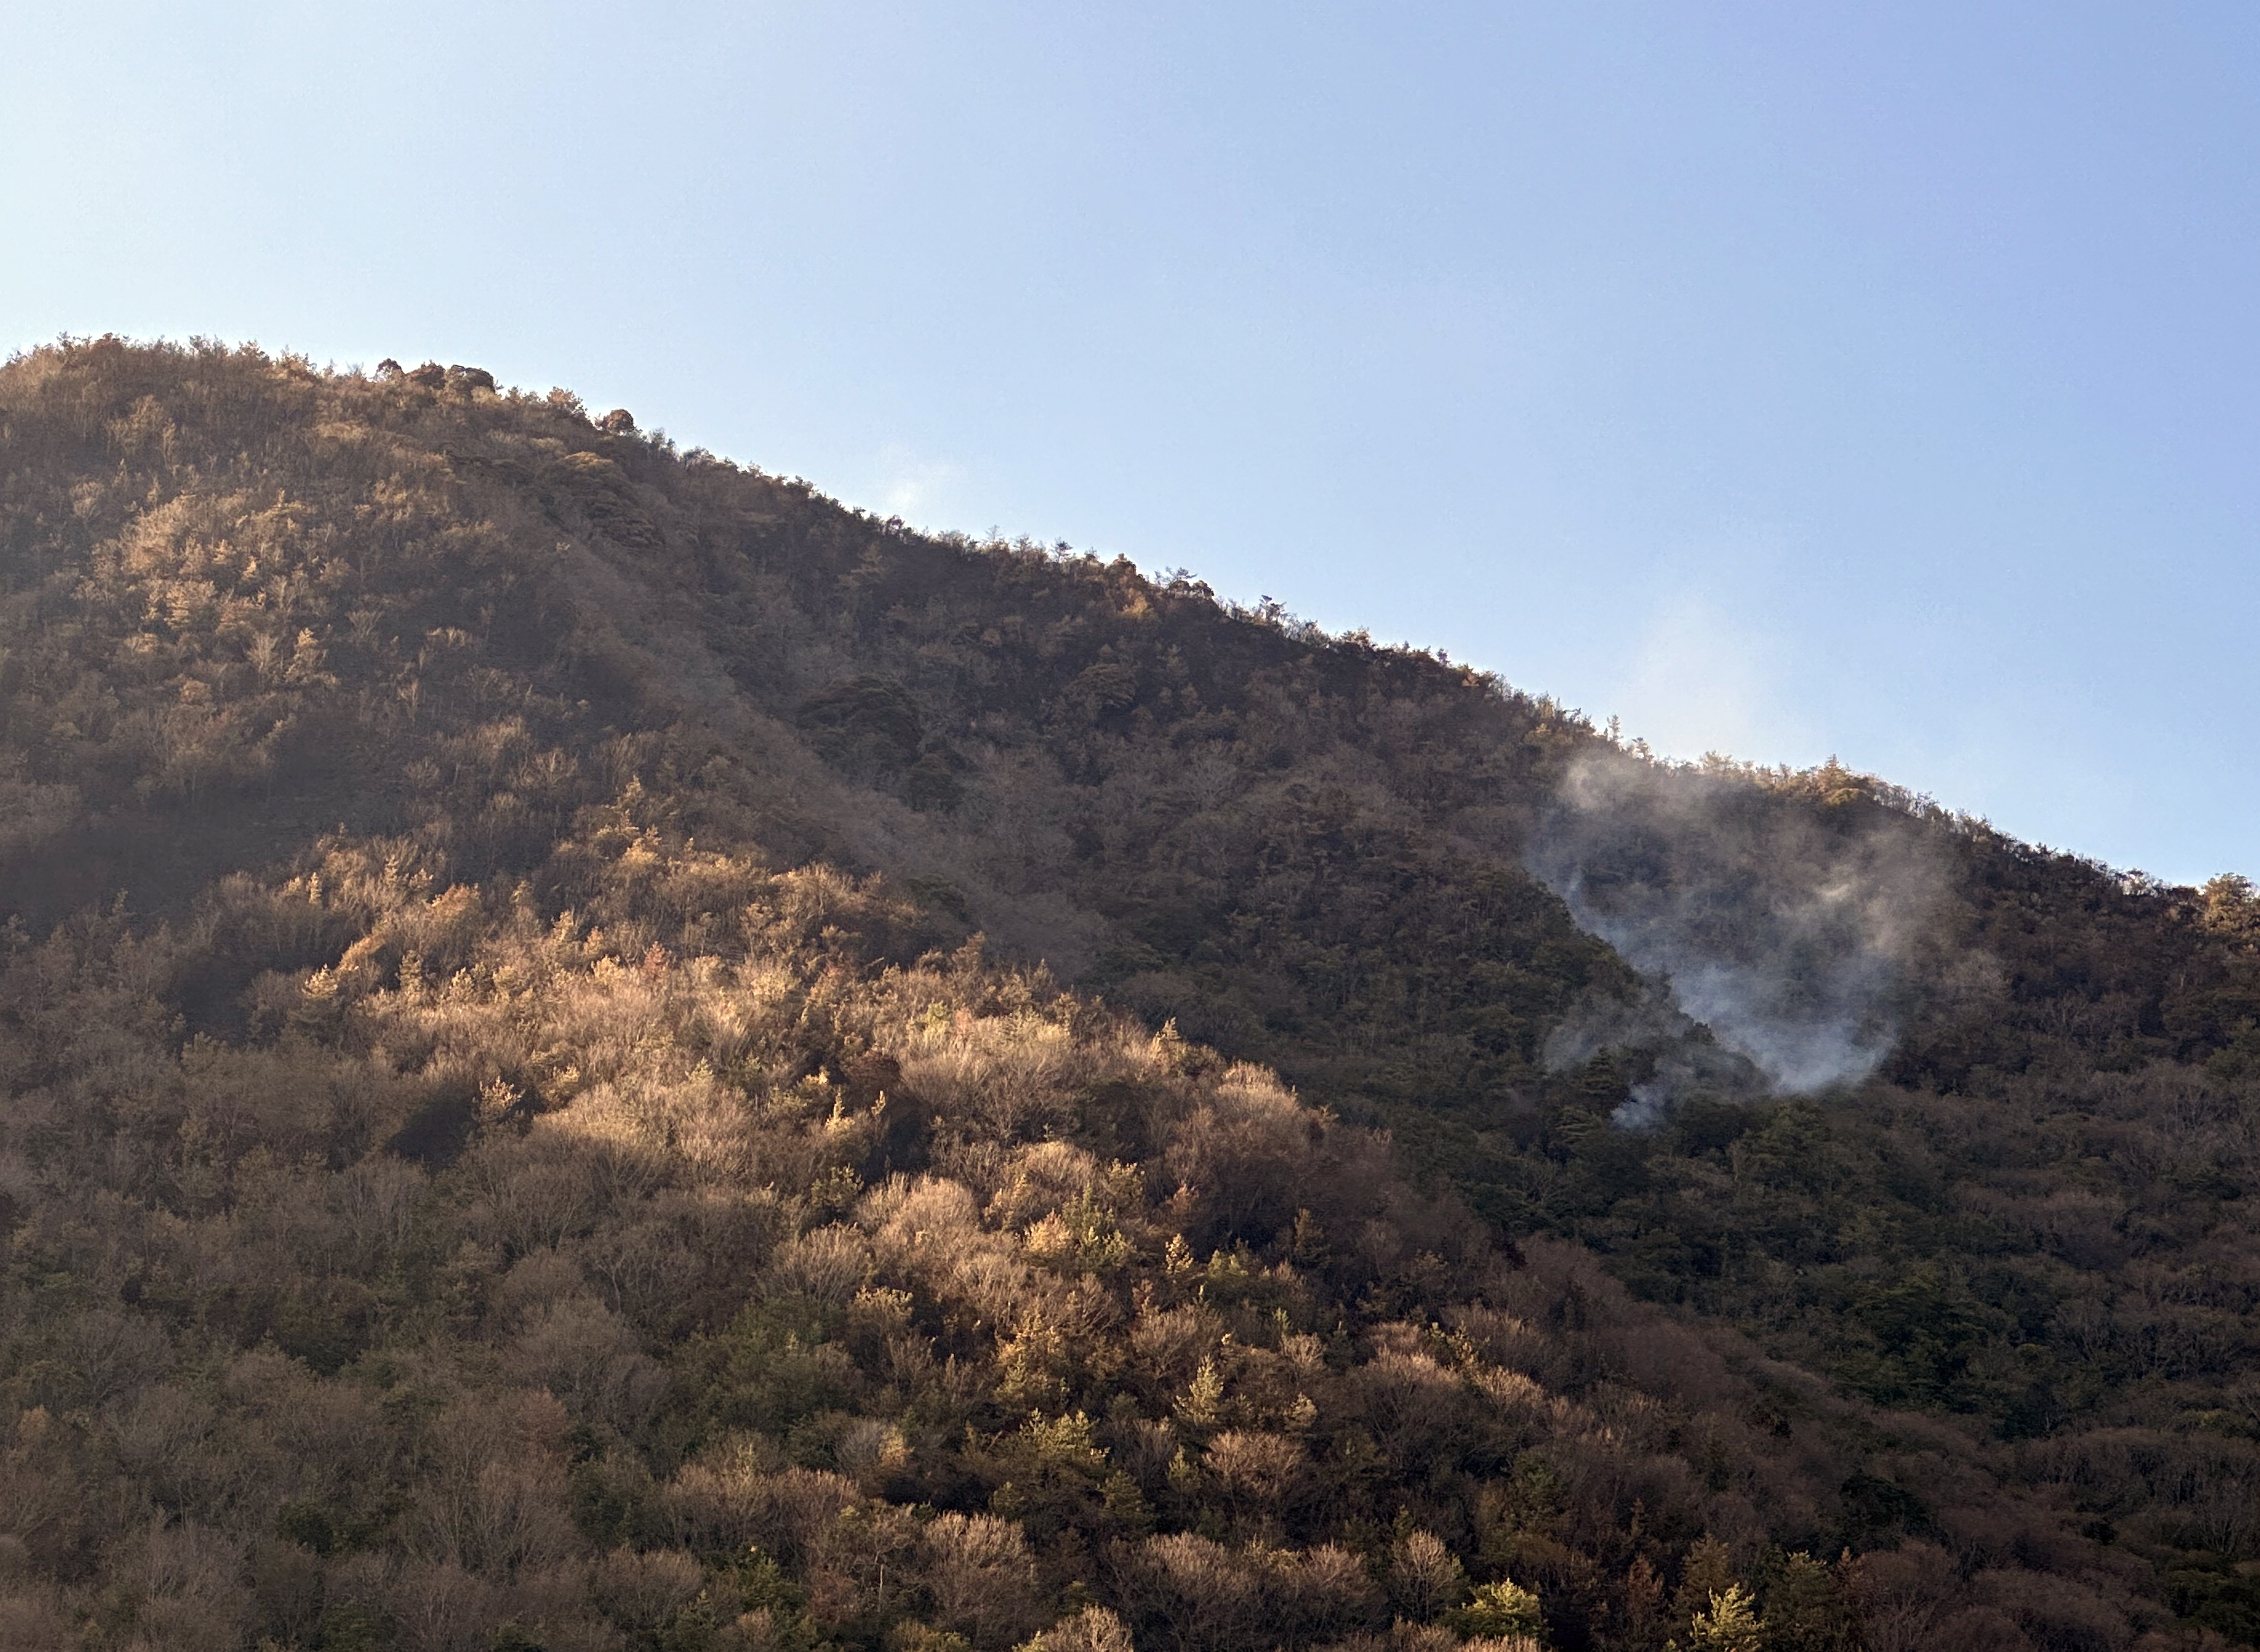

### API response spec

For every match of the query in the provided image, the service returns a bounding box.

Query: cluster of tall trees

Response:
[0,337,2254,1649]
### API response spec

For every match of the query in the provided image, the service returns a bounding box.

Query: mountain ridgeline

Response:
[1,338,2257,1652]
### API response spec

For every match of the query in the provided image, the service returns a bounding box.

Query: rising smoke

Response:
[1527,748,1951,1124]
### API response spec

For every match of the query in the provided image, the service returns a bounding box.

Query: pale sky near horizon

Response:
[5,2,2256,884]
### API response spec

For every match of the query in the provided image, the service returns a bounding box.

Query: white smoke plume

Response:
[1538,984,1769,1128]
[1527,748,1950,1121]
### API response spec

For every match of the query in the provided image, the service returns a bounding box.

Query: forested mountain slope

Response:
[0,337,2255,1651]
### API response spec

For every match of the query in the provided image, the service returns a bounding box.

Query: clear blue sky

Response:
[6,2,2255,883]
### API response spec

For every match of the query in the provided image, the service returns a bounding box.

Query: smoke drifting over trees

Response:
[1527,751,1954,1115]
[4,339,2260,1648]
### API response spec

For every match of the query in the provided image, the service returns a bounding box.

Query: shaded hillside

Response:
[0,337,2254,1651]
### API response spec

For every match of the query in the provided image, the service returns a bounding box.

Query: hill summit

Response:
[1,337,2256,1651]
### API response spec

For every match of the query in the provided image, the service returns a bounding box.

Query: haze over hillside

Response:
[2,338,2258,1651]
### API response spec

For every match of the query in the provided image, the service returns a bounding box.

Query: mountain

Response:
[0,336,2254,1652]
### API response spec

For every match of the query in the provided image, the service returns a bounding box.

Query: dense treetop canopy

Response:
[1,338,2257,1651]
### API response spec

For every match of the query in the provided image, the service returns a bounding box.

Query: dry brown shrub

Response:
[771,1224,876,1306]
[1113,1532,1264,1652]
[1020,1605,1136,1652]
[1272,1543,1386,1644]
[0,1584,67,1652]
[382,1556,503,1652]
[115,1520,251,1652]
[1203,1429,1304,1505]
[591,1544,706,1631]
[986,1140,1103,1228]
[918,1511,1044,1647]
[1387,1529,1470,1621]
[1129,1302,1216,1382]
[505,1294,666,1431]
[659,1434,788,1552]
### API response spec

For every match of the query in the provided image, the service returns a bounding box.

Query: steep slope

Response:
[0,337,2253,1650]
